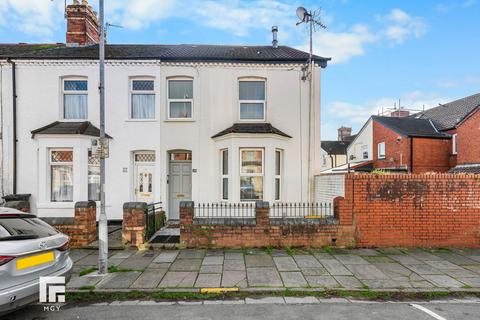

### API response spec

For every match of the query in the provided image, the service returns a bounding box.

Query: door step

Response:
[149,227,180,244]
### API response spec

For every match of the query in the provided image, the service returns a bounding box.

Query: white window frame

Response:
[239,148,264,202]
[452,133,457,154]
[274,149,283,201]
[129,78,155,120]
[221,149,229,201]
[62,78,88,120]
[167,77,194,120]
[361,144,369,159]
[377,142,386,159]
[49,148,74,202]
[238,79,266,122]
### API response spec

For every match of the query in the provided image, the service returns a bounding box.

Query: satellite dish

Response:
[296,7,308,21]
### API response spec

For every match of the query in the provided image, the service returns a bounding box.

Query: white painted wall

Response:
[0,60,322,220]
[347,118,373,164]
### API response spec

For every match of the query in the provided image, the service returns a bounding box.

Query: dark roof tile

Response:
[372,116,451,138]
[448,164,480,174]
[321,140,350,155]
[212,123,291,139]
[31,121,112,138]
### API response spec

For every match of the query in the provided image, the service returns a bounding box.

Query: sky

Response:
[0,0,479,140]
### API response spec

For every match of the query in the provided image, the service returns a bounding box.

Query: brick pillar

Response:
[73,201,97,246]
[122,202,147,248]
[337,174,354,225]
[4,200,30,213]
[179,201,194,246]
[255,201,270,227]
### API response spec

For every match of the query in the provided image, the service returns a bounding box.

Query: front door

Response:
[169,161,192,219]
[135,164,154,203]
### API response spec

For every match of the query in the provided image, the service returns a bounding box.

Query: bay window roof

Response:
[31,121,112,138]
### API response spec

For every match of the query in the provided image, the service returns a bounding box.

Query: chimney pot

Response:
[272,26,278,48]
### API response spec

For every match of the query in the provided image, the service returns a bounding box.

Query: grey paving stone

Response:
[311,252,333,260]
[293,255,322,268]
[203,256,224,265]
[422,274,465,288]
[301,268,328,276]
[70,249,95,262]
[424,260,464,271]
[280,272,308,287]
[245,297,285,304]
[362,256,395,263]
[247,267,283,287]
[350,249,381,256]
[270,249,290,257]
[158,272,198,288]
[345,264,389,280]
[109,258,128,266]
[224,252,244,260]
[178,249,206,259]
[334,254,369,265]
[372,262,420,280]
[305,275,340,288]
[110,251,134,259]
[463,265,480,275]
[130,269,166,288]
[153,251,179,263]
[396,280,435,288]
[200,265,223,274]
[284,297,318,304]
[224,259,245,271]
[318,259,353,276]
[195,273,221,288]
[148,262,171,269]
[75,253,100,266]
[67,275,104,288]
[98,271,141,289]
[273,256,299,271]
[387,254,423,265]
[206,249,224,256]
[118,255,154,269]
[404,264,444,275]
[170,259,202,271]
[457,277,480,287]
[245,255,275,268]
[334,276,364,288]
[404,249,443,261]
[433,252,478,265]
[377,248,404,255]
[222,271,247,288]
[362,279,400,289]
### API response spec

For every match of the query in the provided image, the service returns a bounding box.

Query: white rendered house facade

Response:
[0,45,328,220]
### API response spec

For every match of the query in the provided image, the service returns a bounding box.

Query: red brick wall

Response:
[372,121,410,171]
[54,201,97,248]
[457,108,480,164]
[411,137,451,173]
[122,203,147,248]
[180,202,355,248]
[341,174,480,248]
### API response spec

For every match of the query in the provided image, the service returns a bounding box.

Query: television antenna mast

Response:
[295,6,327,203]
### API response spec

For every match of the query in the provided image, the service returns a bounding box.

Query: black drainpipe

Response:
[409,137,414,173]
[6,58,17,193]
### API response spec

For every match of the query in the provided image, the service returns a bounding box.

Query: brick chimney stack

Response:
[66,0,100,46]
[390,109,410,117]
[337,126,352,141]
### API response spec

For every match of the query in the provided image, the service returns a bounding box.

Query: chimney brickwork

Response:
[337,126,352,141]
[66,0,100,46]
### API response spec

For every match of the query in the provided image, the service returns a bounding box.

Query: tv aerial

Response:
[296,6,327,31]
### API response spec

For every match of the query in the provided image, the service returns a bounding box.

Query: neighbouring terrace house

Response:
[0,0,329,221]
[319,126,356,172]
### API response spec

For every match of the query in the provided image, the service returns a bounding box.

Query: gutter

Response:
[6,58,17,194]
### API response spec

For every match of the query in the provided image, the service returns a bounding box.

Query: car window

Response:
[0,217,58,240]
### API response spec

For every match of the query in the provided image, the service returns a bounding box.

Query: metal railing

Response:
[145,201,163,239]
[270,202,334,220]
[193,203,255,225]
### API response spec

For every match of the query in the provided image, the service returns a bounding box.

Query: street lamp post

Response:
[98,0,108,274]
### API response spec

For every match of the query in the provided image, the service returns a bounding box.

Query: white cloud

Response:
[0,0,64,38]
[326,91,449,126]
[382,8,427,44]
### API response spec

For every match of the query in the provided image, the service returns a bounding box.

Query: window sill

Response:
[238,119,266,122]
[164,119,195,123]
[378,157,386,160]
[125,119,158,122]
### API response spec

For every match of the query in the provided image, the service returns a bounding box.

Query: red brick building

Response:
[415,93,480,173]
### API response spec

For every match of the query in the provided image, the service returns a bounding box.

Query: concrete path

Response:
[68,247,480,291]
[10,300,480,320]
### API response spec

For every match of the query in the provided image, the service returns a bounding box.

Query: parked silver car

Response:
[0,208,73,315]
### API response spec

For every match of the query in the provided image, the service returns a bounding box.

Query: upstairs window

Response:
[239,80,266,121]
[50,150,73,202]
[168,79,193,119]
[361,145,368,159]
[131,79,155,119]
[378,142,386,159]
[63,79,87,119]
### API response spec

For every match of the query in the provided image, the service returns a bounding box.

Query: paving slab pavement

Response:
[69,247,480,292]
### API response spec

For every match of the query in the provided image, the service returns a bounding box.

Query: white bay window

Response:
[240,149,264,201]
[221,149,229,200]
[50,149,73,202]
